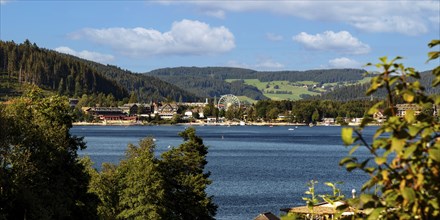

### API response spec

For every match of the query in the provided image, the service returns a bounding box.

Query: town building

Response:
[396,104,422,117]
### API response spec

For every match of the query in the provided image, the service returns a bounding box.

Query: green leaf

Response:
[341,127,354,145]
[403,144,417,159]
[349,145,359,155]
[339,157,354,165]
[428,145,440,162]
[428,39,440,48]
[374,157,387,165]
[367,101,384,115]
[345,162,358,171]
[402,187,416,204]
[391,137,405,152]
[403,92,415,103]
[408,125,421,137]
[368,207,385,220]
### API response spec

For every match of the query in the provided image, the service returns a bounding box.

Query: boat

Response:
[288,128,294,131]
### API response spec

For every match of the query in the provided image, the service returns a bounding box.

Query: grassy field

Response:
[236,96,257,104]
[227,77,371,101]
[238,79,321,101]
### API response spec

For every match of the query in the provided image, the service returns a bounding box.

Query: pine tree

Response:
[117,138,166,220]
[58,78,64,95]
[160,127,217,220]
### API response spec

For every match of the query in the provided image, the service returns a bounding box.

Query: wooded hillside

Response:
[0,40,127,99]
[0,40,200,102]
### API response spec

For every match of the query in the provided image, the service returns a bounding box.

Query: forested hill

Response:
[146,67,267,100]
[144,67,366,100]
[0,40,200,102]
[80,62,200,102]
[315,70,439,101]
[146,67,366,83]
[0,40,127,99]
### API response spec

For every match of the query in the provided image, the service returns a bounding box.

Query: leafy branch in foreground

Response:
[340,40,440,219]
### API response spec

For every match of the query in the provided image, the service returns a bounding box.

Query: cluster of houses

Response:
[71,99,208,122]
[70,97,439,124]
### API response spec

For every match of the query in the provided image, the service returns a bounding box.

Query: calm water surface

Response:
[71,125,376,220]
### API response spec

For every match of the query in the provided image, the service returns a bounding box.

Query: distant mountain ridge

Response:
[144,67,367,100]
[146,66,366,82]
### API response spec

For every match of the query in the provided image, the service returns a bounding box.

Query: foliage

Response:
[302,180,319,210]
[0,86,97,219]
[87,127,217,219]
[160,127,217,219]
[118,138,166,219]
[301,180,346,219]
[340,40,440,219]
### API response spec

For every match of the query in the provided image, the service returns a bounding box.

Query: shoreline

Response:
[72,121,372,127]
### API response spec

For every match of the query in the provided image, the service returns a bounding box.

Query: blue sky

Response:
[1,0,439,73]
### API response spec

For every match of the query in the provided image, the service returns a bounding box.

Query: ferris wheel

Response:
[218,94,240,110]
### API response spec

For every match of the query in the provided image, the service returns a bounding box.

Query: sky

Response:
[1,0,439,73]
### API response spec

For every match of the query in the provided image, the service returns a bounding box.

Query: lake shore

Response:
[72,121,366,126]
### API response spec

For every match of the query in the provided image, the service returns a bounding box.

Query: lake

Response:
[71,125,375,220]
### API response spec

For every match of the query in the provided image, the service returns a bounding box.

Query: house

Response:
[373,110,386,123]
[322,118,335,125]
[396,104,421,117]
[254,212,280,220]
[87,107,136,121]
[184,110,193,118]
[206,117,217,124]
[120,103,139,116]
[277,114,288,122]
[68,98,79,108]
[281,201,363,220]
[120,103,153,116]
[155,103,179,119]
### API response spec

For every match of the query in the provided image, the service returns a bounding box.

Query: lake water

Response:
[71,125,375,220]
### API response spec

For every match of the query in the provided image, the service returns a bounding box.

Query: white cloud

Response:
[226,58,284,70]
[255,58,284,70]
[328,57,361,69]
[266,33,283,41]
[55,46,115,64]
[203,9,226,19]
[350,16,427,36]
[70,19,235,57]
[226,60,251,69]
[293,31,370,55]
[0,0,10,4]
[158,1,439,35]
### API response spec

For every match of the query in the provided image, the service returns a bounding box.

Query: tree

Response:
[117,138,166,219]
[128,92,138,103]
[160,127,217,220]
[81,157,121,220]
[267,107,279,122]
[340,40,440,219]
[311,109,320,124]
[58,78,64,95]
[0,86,98,219]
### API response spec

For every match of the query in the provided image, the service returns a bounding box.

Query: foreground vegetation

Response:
[284,40,440,220]
[0,87,216,219]
[339,40,440,219]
